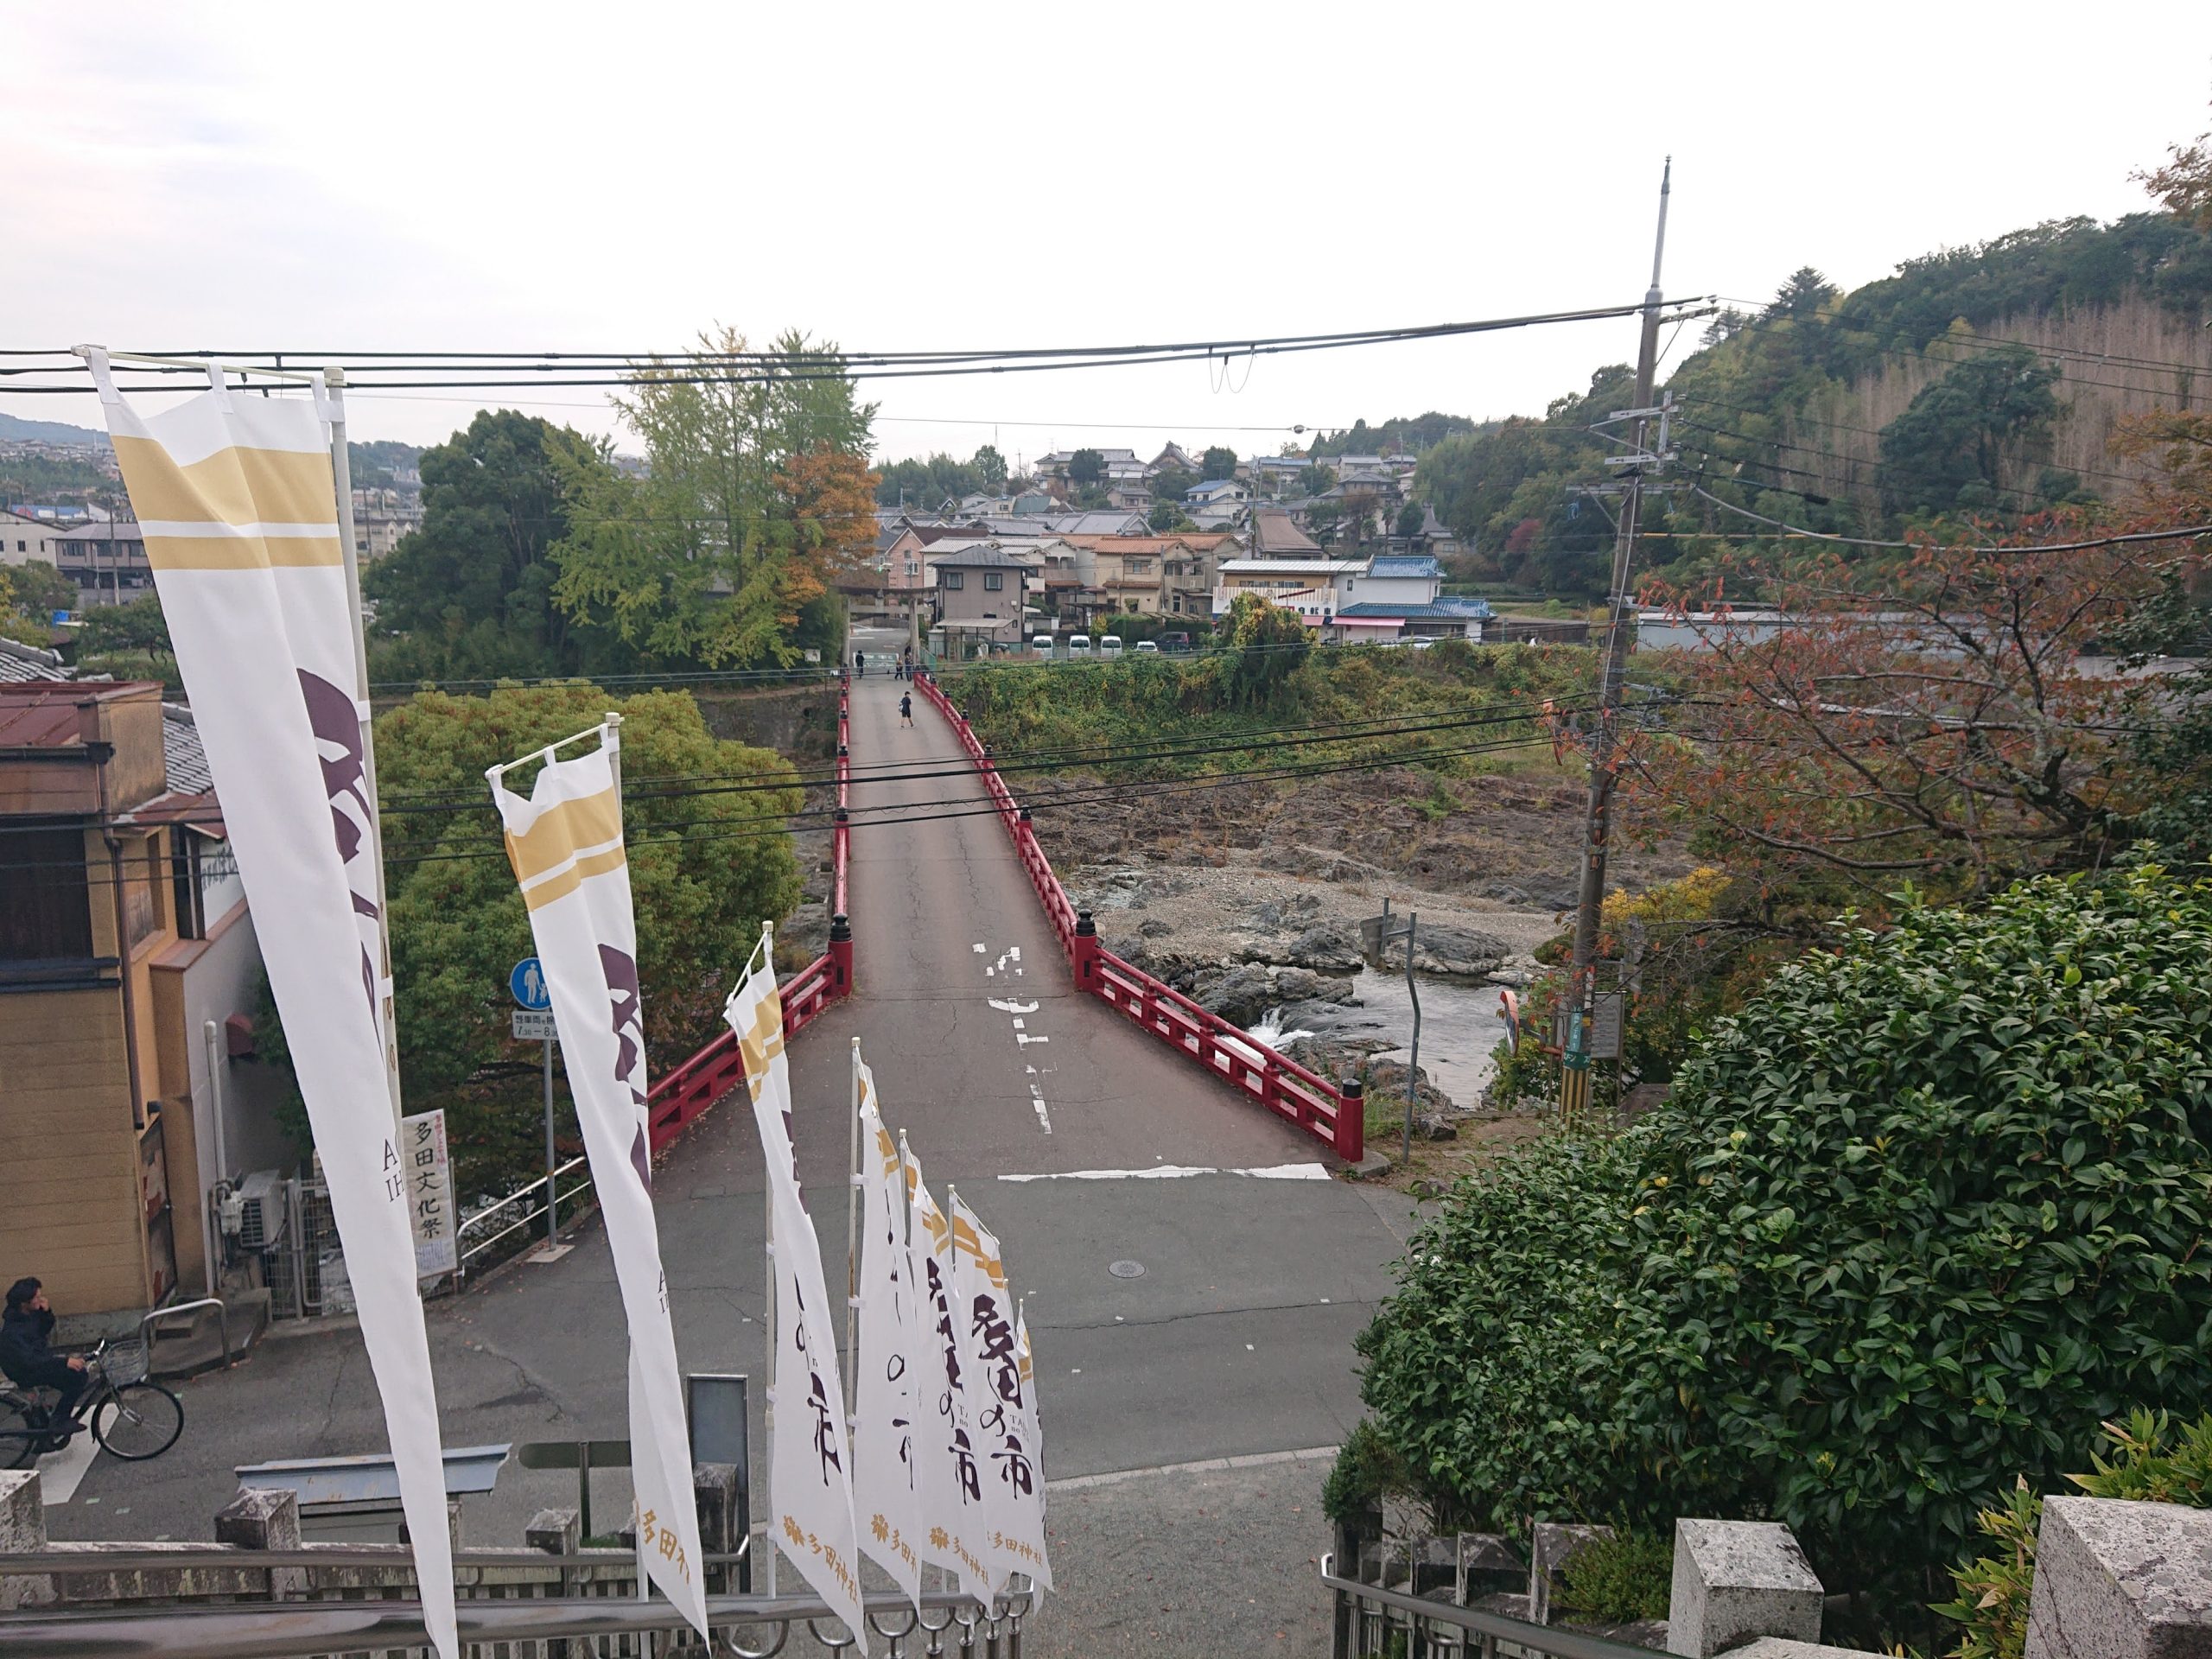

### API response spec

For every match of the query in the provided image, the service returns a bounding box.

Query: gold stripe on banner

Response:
[734,986,787,1085]
[518,844,627,913]
[950,1214,1005,1281]
[502,787,623,885]
[114,435,339,528]
[143,533,345,571]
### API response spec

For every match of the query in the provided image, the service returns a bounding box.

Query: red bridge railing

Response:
[912,671,1363,1162]
[646,678,854,1154]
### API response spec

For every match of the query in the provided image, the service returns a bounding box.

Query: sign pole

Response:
[543,1035,558,1248]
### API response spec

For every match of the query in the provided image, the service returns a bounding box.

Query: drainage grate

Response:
[1108,1260,1146,1279]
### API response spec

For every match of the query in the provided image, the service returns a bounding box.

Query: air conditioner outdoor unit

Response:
[234,1169,285,1250]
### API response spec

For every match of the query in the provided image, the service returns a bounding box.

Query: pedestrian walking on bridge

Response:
[899,691,913,728]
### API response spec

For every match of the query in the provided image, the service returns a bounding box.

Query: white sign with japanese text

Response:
[401,1109,457,1278]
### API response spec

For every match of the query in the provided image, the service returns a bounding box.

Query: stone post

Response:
[1668,1518,1824,1657]
[1530,1522,1614,1624]
[0,1468,51,1611]
[213,1486,308,1599]
[527,1507,581,1556]
[2024,1496,2212,1659]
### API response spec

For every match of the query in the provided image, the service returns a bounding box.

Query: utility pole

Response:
[1561,158,1672,1124]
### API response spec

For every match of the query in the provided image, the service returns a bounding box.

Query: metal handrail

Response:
[0,1542,750,1573]
[0,1580,1032,1659]
[1319,1552,1663,1659]
[455,1156,594,1272]
[137,1295,233,1371]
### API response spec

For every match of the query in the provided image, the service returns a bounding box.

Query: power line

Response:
[1687,484,2212,552]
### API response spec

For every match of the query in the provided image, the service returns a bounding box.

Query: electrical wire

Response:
[1687,484,2212,552]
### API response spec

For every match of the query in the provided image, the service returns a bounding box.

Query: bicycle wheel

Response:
[90,1382,183,1459]
[0,1397,41,1469]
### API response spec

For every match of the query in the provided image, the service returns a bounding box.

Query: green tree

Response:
[551,327,876,669]
[1878,343,2063,514]
[1067,448,1105,486]
[1299,462,1337,496]
[1217,591,1308,709]
[1200,446,1237,480]
[371,684,804,1188]
[3,561,78,626]
[1147,500,1198,531]
[971,444,1008,493]
[875,452,982,509]
[72,592,170,654]
[365,410,589,683]
[1394,501,1427,539]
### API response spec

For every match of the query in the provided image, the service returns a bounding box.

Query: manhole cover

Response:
[1108,1260,1146,1280]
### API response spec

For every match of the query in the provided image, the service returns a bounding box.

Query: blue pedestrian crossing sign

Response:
[510,957,551,1011]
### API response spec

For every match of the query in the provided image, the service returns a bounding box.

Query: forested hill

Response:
[1414,211,2212,597]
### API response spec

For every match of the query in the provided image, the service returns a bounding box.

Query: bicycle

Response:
[0,1336,184,1467]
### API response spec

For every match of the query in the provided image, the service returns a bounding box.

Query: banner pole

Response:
[844,1037,862,1424]
[324,368,404,1129]
[760,918,779,1601]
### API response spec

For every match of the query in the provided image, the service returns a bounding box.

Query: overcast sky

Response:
[7,4,2209,467]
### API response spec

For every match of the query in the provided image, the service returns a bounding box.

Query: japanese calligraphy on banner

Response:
[949,1193,1053,1593]
[726,943,868,1652]
[92,359,459,1659]
[906,1159,993,1602]
[851,1052,924,1610]
[401,1110,457,1278]
[489,728,706,1640]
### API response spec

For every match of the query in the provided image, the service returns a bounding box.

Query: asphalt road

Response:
[44,631,1417,1644]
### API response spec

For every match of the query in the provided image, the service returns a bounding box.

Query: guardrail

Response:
[456,1154,594,1278]
[1321,1550,1664,1659]
[912,670,1363,1161]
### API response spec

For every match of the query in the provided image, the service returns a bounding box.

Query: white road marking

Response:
[1046,1444,1338,1493]
[973,943,986,953]
[1010,1018,1026,1031]
[1028,1081,1053,1135]
[997,1162,1332,1184]
[1014,1033,1050,1046]
[39,1430,99,1504]
[988,998,1039,1015]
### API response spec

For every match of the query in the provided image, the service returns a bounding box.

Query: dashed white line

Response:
[988,998,1039,1015]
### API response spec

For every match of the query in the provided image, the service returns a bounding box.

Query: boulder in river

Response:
[1363,922,1511,981]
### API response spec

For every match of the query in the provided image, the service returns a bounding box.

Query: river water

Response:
[1250,967,1510,1108]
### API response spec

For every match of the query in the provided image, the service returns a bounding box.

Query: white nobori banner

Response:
[489,728,706,1637]
[949,1193,1052,1595]
[906,1160,994,1601]
[726,945,868,1651]
[850,1052,924,1609]
[93,363,458,1659]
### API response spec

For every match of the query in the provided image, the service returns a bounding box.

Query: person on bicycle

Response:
[2,1278,86,1423]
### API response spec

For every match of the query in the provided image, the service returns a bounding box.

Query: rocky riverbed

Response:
[1064,851,1568,1124]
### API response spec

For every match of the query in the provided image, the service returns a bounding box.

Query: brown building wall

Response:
[0,987,149,1314]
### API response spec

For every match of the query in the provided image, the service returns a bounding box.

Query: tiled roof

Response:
[1368,555,1440,578]
[1251,507,1322,556]
[0,637,70,684]
[931,544,1042,569]
[162,705,215,794]
[1221,556,1364,575]
[1334,601,1490,620]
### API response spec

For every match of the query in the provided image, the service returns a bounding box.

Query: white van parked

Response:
[1032,634,1056,658]
[1098,634,1123,660]
[1068,634,1092,658]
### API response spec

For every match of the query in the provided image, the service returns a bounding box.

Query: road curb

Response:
[1046,1444,1339,1493]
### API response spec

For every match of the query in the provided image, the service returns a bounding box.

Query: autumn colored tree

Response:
[1624,519,2206,907]
[551,327,875,668]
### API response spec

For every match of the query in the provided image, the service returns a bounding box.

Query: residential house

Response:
[1041,508,1151,537]
[1185,479,1249,511]
[930,543,1042,650]
[3,507,74,574]
[1009,490,1057,517]
[52,518,151,608]
[1105,482,1153,512]
[1214,555,1370,626]
[0,683,285,1320]
[1325,556,1493,641]
[1149,442,1197,474]
[1251,505,1325,557]
[1160,531,1241,619]
[1033,448,1140,482]
[1058,536,1182,619]
[1247,456,1309,497]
